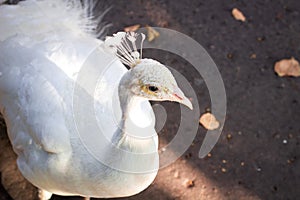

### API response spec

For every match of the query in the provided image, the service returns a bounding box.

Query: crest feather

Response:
[104,31,145,68]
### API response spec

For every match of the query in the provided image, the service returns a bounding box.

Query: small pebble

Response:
[226,134,232,140]
[227,53,233,59]
[273,133,280,139]
[283,139,288,144]
[174,171,180,178]
[222,159,227,164]
[240,162,245,166]
[207,153,212,158]
[221,168,227,173]
[287,158,295,164]
[257,36,265,42]
[183,179,195,188]
[250,53,257,59]
[256,167,262,172]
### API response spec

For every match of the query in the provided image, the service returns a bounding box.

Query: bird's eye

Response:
[148,86,159,92]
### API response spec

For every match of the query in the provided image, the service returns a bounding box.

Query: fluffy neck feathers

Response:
[113,70,156,153]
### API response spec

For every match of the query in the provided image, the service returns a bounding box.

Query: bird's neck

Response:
[119,85,135,119]
[117,81,143,139]
[117,72,139,120]
[112,73,157,153]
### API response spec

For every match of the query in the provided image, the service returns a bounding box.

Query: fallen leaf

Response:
[232,8,246,22]
[274,57,300,77]
[199,113,220,130]
[146,25,160,42]
[124,24,140,32]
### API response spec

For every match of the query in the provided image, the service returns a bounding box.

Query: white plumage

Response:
[0,0,192,199]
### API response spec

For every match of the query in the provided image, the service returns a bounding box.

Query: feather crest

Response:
[104,31,146,68]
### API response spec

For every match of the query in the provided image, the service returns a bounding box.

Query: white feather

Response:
[103,31,145,67]
[0,0,158,198]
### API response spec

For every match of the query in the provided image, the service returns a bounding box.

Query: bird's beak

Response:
[172,87,193,110]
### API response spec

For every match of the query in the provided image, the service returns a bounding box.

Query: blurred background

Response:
[1,0,300,199]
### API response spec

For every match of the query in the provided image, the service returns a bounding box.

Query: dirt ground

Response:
[1,0,300,200]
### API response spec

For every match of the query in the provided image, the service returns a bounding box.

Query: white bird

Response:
[0,0,193,199]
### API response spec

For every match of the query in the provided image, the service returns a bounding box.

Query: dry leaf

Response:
[232,8,246,22]
[274,57,300,77]
[199,113,220,130]
[124,24,141,32]
[146,25,160,42]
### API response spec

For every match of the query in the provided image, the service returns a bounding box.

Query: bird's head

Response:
[104,31,192,109]
[127,58,193,109]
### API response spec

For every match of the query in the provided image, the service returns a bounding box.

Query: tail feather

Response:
[81,0,112,39]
